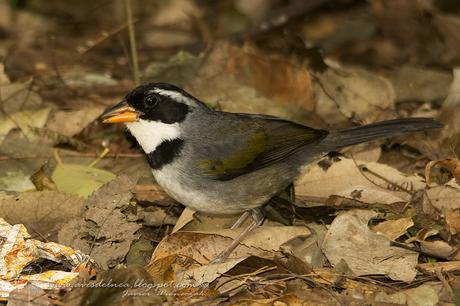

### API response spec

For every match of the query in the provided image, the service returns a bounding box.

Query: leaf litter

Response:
[1,0,460,304]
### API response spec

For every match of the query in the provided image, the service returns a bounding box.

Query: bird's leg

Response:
[210,208,265,264]
[230,210,251,229]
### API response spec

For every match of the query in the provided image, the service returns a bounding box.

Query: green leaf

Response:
[52,164,116,198]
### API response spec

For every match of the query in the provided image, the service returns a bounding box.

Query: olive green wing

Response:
[199,117,328,181]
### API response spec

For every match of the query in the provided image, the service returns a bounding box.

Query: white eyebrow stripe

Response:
[150,89,196,106]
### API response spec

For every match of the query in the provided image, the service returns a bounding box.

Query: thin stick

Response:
[124,0,140,85]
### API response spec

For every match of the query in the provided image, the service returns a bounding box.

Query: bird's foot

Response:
[208,208,265,264]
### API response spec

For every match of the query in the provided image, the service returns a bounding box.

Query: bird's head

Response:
[102,82,206,154]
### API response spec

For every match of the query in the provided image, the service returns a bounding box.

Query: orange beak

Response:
[101,100,140,123]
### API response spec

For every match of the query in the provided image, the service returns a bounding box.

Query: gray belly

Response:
[152,164,295,215]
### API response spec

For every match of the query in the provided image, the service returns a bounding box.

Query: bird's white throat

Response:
[125,120,181,153]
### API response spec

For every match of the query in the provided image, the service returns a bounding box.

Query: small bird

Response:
[102,82,442,262]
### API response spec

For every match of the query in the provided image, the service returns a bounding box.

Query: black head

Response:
[125,82,206,124]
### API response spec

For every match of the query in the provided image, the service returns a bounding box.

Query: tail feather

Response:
[321,118,442,150]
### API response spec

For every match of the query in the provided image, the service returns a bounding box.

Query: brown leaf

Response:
[417,261,460,274]
[57,175,141,270]
[295,157,424,203]
[150,231,276,265]
[372,217,414,241]
[315,65,395,124]
[227,45,315,111]
[425,158,460,186]
[188,44,319,124]
[322,209,418,282]
[446,210,460,235]
[0,191,84,238]
[8,284,51,306]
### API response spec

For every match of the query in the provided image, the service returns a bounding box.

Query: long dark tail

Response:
[320,118,442,150]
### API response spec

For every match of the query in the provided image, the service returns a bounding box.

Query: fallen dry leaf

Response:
[0,170,35,192]
[139,206,178,227]
[311,267,386,292]
[58,175,141,269]
[7,284,51,306]
[439,68,460,155]
[388,66,452,102]
[280,223,327,268]
[425,158,460,185]
[0,81,43,114]
[0,108,51,143]
[417,261,460,274]
[172,207,195,232]
[372,217,414,241]
[296,157,424,203]
[148,231,282,287]
[322,209,418,282]
[374,283,440,306]
[134,183,170,203]
[227,45,316,112]
[188,43,319,123]
[62,267,165,305]
[418,240,458,260]
[445,210,460,235]
[0,190,84,237]
[425,181,460,211]
[193,225,311,252]
[150,231,276,265]
[174,209,311,252]
[175,257,247,287]
[315,63,395,124]
[45,106,105,137]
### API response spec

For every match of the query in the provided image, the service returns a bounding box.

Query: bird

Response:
[101,82,442,262]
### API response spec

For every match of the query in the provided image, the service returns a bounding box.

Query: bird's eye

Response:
[144,94,159,108]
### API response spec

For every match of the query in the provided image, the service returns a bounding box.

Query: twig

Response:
[351,156,415,195]
[124,0,140,84]
[0,152,144,161]
[435,269,454,300]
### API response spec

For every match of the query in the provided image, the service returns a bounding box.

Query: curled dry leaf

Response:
[408,227,459,260]
[445,210,460,235]
[425,158,460,185]
[322,209,418,282]
[418,240,459,260]
[372,217,414,241]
